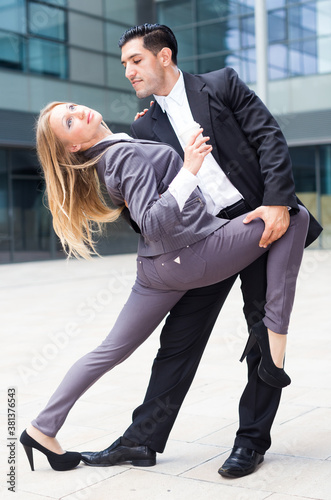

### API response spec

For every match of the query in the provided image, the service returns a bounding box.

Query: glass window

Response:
[224,52,242,76]
[317,35,331,73]
[9,148,51,256]
[198,20,240,54]
[106,55,132,90]
[41,0,67,6]
[320,144,331,247]
[69,12,103,51]
[0,30,25,70]
[104,0,136,24]
[197,0,239,21]
[240,47,256,82]
[11,148,38,175]
[69,48,105,85]
[321,145,331,195]
[228,17,241,49]
[302,3,317,32]
[12,176,50,253]
[288,4,316,40]
[176,29,194,58]
[291,146,316,192]
[289,44,303,74]
[317,0,331,36]
[199,49,256,82]
[267,0,285,8]
[269,43,288,79]
[289,39,317,75]
[28,2,66,41]
[198,52,241,74]
[158,0,193,27]
[241,14,255,47]
[68,0,102,15]
[239,0,255,15]
[0,0,26,34]
[290,147,320,239]
[178,59,195,73]
[268,9,287,42]
[106,22,129,54]
[0,150,9,238]
[28,38,66,78]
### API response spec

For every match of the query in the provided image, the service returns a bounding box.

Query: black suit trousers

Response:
[123,249,282,455]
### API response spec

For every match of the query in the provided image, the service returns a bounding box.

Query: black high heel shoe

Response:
[240,320,291,389]
[20,430,81,471]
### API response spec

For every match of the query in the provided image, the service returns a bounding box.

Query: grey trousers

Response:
[32,207,309,436]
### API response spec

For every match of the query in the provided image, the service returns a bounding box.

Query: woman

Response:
[20,101,309,471]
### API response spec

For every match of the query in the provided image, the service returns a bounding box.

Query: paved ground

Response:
[1,249,330,500]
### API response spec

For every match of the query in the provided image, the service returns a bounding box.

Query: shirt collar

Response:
[92,133,131,147]
[154,70,185,113]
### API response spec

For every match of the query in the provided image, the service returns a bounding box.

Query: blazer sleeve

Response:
[130,124,138,139]
[101,143,184,243]
[221,67,298,209]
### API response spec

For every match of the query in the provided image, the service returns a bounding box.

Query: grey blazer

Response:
[85,138,225,256]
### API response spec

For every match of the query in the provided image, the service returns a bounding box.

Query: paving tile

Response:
[266,495,322,500]
[16,446,128,499]
[281,387,331,409]
[182,453,331,499]
[64,468,270,500]
[144,439,227,476]
[270,407,331,459]
[169,413,235,444]
[0,489,52,500]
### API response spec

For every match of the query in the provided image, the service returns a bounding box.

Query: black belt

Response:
[216,199,249,220]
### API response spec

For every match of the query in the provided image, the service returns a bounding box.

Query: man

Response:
[81,23,321,477]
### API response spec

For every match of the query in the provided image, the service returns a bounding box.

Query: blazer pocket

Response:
[155,246,206,287]
[180,196,205,226]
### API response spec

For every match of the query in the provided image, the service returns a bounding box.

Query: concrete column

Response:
[255,0,268,105]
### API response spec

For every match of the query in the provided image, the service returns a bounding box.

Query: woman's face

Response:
[49,103,109,152]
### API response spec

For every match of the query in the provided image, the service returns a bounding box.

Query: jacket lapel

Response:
[152,104,184,158]
[183,72,221,166]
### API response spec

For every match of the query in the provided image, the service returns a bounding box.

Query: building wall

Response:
[0,0,154,263]
[1,0,330,263]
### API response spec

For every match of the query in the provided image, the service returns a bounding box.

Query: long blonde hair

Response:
[36,101,124,259]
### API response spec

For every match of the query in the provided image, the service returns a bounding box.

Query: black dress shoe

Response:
[81,437,156,467]
[218,446,264,478]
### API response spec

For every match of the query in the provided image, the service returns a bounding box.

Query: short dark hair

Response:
[118,23,178,65]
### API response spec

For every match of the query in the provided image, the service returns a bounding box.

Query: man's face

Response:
[121,38,167,98]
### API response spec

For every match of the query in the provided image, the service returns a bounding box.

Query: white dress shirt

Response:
[154,71,242,214]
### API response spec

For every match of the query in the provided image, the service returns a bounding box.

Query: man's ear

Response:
[158,47,172,67]
[68,144,81,153]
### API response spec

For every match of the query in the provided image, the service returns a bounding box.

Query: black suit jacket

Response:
[130,67,322,247]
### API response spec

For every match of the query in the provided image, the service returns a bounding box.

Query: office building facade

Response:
[0,0,330,263]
